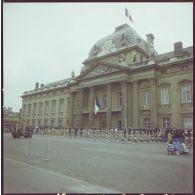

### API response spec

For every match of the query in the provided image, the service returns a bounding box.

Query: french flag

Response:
[94,96,100,117]
[125,8,133,23]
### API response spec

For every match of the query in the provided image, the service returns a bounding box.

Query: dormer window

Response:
[93,45,98,55]
[140,55,144,62]
[121,34,126,47]
[162,56,169,63]
[121,42,126,47]
[136,38,141,43]
[133,54,137,63]
[183,52,191,58]
[121,34,125,41]
[93,45,97,51]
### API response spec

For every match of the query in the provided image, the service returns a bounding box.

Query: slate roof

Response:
[88,24,149,58]
[44,78,71,88]
[155,46,193,61]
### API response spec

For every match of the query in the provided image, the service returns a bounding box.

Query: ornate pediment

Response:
[79,64,124,80]
[85,65,119,78]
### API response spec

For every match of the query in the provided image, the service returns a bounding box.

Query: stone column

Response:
[106,83,112,128]
[150,79,157,128]
[69,92,74,128]
[78,89,83,128]
[133,81,139,128]
[89,87,95,128]
[122,81,128,129]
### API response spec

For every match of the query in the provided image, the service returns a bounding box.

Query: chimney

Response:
[40,83,44,88]
[174,42,183,56]
[146,33,155,58]
[35,82,39,90]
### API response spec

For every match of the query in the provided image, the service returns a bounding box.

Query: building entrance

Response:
[99,113,106,128]
[118,120,122,129]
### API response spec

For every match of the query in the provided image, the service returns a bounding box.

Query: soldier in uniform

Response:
[68,128,71,137]
[80,128,83,137]
[74,128,78,137]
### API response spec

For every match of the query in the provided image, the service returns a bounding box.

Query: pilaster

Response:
[89,87,95,128]
[122,81,128,129]
[78,89,83,128]
[69,92,74,128]
[150,79,157,128]
[106,83,112,128]
[133,81,139,128]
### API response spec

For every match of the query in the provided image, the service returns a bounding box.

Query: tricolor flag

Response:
[125,8,133,23]
[94,96,100,116]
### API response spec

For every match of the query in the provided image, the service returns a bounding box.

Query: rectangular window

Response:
[160,87,169,105]
[27,119,30,127]
[184,118,192,128]
[28,104,32,116]
[77,99,79,110]
[144,118,150,129]
[51,118,55,127]
[143,90,150,108]
[37,119,42,127]
[33,103,37,114]
[102,94,107,108]
[39,102,43,113]
[59,99,64,113]
[44,119,48,127]
[45,102,49,113]
[181,84,191,103]
[23,104,27,116]
[32,119,36,127]
[58,118,63,127]
[162,117,170,128]
[51,101,56,113]
[117,92,122,106]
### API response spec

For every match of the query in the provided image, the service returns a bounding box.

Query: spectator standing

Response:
[181,142,189,154]
[167,140,175,155]
[174,140,181,155]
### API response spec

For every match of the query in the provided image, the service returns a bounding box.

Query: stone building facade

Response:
[21,24,193,129]
[21,79,71,128]
[3,107,20,131]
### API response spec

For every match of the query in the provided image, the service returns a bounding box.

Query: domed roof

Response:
[88,24,148,58]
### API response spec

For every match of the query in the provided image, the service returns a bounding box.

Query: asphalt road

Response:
[3,133,193,193]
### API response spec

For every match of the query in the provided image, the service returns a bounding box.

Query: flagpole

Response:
[94,94,100,129]
[93,93,96,129]
[93,112,95,129]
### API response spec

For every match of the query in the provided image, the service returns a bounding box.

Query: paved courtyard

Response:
[3,133,193,193]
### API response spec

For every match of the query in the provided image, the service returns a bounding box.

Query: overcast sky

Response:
[3,2,193,112]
